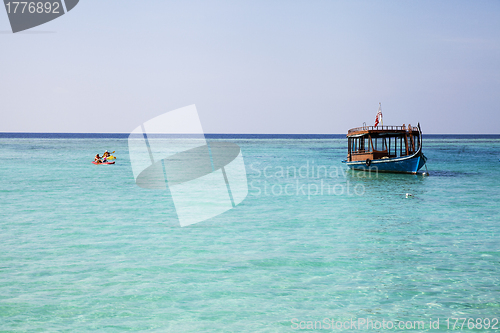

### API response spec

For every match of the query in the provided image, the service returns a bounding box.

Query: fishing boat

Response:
[342,104,427,174]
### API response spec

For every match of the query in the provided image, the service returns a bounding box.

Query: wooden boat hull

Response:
[346,151,426,174]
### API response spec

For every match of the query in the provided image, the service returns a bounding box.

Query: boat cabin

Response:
[346,124,421,162]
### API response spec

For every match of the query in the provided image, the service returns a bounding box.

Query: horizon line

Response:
[1,132,500,136]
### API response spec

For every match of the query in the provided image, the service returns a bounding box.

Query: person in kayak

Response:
[102,150,114,161]
[94,154,102,164]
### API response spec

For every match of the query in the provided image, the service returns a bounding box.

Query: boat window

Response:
[373,137,387,151]
[363,137,370,152]
[400,136,403,156]
[393,137,396,156]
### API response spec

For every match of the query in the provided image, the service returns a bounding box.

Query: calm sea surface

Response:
[1,134,499,332]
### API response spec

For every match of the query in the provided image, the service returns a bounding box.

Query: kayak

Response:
[92,161,115,165]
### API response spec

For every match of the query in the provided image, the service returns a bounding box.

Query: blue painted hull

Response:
[346,153,426,174]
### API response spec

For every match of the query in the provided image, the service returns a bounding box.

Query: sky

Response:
[1,0,499,134]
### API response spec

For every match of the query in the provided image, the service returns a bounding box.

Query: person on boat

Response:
[94,154,102,164]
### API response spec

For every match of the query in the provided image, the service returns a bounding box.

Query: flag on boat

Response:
[374,103,383,127]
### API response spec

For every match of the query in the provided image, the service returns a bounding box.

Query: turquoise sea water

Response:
[1,134,500,332]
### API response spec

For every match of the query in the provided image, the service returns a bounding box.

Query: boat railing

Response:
[348,125,419,134]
